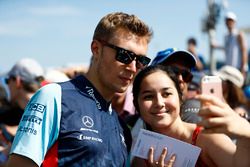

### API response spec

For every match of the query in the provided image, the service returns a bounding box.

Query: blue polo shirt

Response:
[10,75,131,167]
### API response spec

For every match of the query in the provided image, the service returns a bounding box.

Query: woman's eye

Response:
[143,95,153,100]
[162,92,171,97]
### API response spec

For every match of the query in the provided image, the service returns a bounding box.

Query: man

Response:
[212,11,248,78]
[187,37,206,71]
[0,57,45,128]
[0,58,45,164]
[4,58,45,112]
[7,12,153,167]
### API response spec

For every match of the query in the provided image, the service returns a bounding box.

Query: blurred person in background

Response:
[187,37,206,72]
[5,58,44,111]
[212,11,248,79]
[180,72,203,123]
[185,72,202,99]
[0,58,45,164]
[0,76,12,164]
[215,65,250,119]
[44,69,70,83]
[0,77,10,113]
[60,64,88,79]
[112,85,135,120]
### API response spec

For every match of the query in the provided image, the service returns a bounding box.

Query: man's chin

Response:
[116,86,129,94]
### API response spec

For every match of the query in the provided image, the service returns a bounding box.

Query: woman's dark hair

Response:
[224,80,249,109]
[132,65,183,114]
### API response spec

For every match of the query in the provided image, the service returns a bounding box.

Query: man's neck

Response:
[85,69,114,102]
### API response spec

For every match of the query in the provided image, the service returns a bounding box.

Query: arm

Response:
[7,84,61,166]
[238,32,248,78]
[194,55,204,71]
[210,39,225,50]
[197,94,250,138]
[7,154,38,167]
[197,94,250,167]
[198,133,236,167]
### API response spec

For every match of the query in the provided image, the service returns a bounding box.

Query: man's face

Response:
[6,76,18,103]
[187,43,195,53]
[92,29,149,100]
[225,19,235,31]
[165,62,192,96]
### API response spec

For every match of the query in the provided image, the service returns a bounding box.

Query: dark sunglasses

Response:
[98,40,151,69]
[5,76,16,84]
[171,66,193,83]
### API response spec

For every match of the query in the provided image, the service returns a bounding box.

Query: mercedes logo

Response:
[82,116,94,128]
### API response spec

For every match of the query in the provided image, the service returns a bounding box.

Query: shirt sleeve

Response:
[10,83,62,166]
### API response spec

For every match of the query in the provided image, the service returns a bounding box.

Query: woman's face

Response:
[138,71,180,130]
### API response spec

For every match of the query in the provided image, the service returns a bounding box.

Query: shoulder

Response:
[28,83,62,108]
[237,31,246,40]
[37,83,61,95]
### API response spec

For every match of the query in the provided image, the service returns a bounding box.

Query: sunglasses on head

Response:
[98,40,151,69]
[171,66,193,83]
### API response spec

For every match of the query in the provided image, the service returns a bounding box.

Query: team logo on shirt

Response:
[22,115,42,125]
[85,86,102,110]
[28,103,46,113]
[79,116,102,142]
[82,116,94,128]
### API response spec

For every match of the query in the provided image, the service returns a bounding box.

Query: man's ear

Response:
[91,40,102,59]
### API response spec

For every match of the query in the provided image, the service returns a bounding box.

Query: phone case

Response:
[201,75,223,100]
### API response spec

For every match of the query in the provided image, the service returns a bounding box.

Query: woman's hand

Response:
[196,94,250,139]
[146,147,176,167]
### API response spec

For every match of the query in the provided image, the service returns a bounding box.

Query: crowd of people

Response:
[0,11,249,167]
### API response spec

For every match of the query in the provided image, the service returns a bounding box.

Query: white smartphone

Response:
[201,75,223,100]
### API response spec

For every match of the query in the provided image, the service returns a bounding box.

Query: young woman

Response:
[131,65,239,167]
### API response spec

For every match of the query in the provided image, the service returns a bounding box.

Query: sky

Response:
[0,0,250,73]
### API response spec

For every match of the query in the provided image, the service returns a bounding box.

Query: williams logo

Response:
[82,116,94,128]
[86,86,101,110]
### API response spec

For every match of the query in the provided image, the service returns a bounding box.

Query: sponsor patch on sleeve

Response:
[28,103,46,113]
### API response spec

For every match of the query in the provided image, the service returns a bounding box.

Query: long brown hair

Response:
[223,80,249,109]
